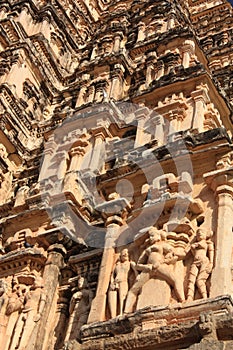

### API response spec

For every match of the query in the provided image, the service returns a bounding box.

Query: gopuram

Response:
[0,0,233,349]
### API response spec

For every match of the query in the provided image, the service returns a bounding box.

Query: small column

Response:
[191,84,209,131]
[113,32,123,53]
[89,128,108,173]
[35,243,66,350]
[76,75,90,107]
[110,64,125,100]
[145,52,157,88]
[39,135,56,181]
[88,196,131,323]
[40,18,51,41]
[57,150,69,180]
[137,22,146,42]
[134,106,150,148]
[86,85,95,104]
[88,223,121,323]
[152,114,165,146]
[69,141,88,171]
[167,13,175,30]
[156,60,164,80]
[94,81,107,103]
[204,170,233,297]
[181,40,195,69]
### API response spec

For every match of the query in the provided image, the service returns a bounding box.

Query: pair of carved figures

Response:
[0,276,45,350]
[108,226,214,316]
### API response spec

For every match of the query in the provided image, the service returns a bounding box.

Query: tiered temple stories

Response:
[0,0,233,349]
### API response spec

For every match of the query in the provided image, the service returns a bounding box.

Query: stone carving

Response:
[0,170,13,205]
[65,277,93,342]
[108,248,137,318]
[12,276,45,350]
[14,181,30,207]
[124,227,185,313]
[3,278,27,350]
[5,279,25,317]
[187,228,214,301]
[0,279,7,312]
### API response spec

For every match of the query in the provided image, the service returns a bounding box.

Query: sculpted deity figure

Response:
[65,276,93,342]
[108,248,137,318]
[3,279,26,350]
[124,227,185,313]
[11,276,46,350]
[187,228,214,301]
[0,279,7,312]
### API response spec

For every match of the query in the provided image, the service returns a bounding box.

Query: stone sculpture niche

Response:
[0,274,45,350]
[104,224,215,318]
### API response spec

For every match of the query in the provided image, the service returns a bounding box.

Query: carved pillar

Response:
[54,291,70,349]
[86,85,95,104]
[156,60,164,80]
[40,18,51,41]
[145,52,157,88]
[35,243,66,350]
[76,75,89,107]
[88,197,131,323]
[137,22,146,42]
[110,64,125,100]
[39,135,56,181]
[94,81,107,103]
[57,150,69,180]
[191,84,209,131]
[135,106,150,148]
[89,128,108,173]
[0,7,7,20]
[167,13,175,29]
[204,170,233,297]
[113,32,123,53]
[181,40,195,69]
[152,114,165,146]
[69,140,88,171]
[88,224,121,323]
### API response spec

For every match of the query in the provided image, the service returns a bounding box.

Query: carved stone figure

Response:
[0,170,13,205]
[65,277,93,342]
[108,248,136,318]
[187,228,214,301]
[5,282,25,317]
[124,227,185,313]
[0,279,7,312]
[11,276,46,350]
[3,279,26,350]
[14,181,30,207]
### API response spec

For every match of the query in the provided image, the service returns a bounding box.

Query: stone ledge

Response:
[78,295,233,350]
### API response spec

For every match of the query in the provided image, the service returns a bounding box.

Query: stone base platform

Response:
[66,295,233,350]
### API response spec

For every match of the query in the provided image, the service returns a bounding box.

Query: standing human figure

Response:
[65,277,92,342]
[11,276,45,350]
[108,249,136,318]
[3,280,26,350]
[187,228,214,301]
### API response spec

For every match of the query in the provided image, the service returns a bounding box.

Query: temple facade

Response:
[0,0,233,349]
